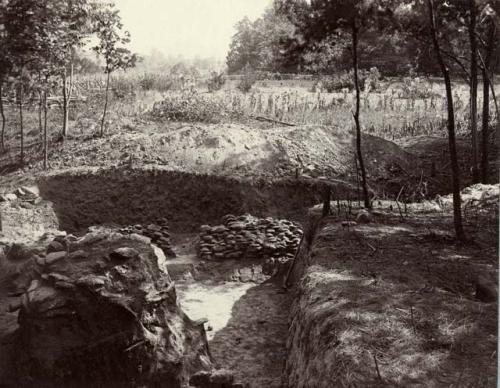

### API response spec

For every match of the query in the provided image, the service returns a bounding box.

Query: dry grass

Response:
[285,204,498,387]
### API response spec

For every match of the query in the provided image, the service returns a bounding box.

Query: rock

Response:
[12,231,210,387]
[190,369,239,388]
[129,233,151,244]
[68,250,88,261]
[356,210,372,224]
[198,214,303,263]
[45,251,67,265]
[21,186,39,197]
[475,275,498,303]
[109,247,139,261]
[47,241,65,254]
[0,193,17,202]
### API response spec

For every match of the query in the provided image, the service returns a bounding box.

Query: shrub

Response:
[139,73,175,92]
[401,75,434,99]
[150,90,241,123]
[311,68,381,93]
[207,71,226,92]
[237,64,257,93]
[363,67,381,92]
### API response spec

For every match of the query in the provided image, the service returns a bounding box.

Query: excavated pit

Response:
[1,167,347,387]
[2,169,497,387]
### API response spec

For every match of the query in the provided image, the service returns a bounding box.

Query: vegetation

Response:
[0,0,498,241]
[0,0,138,165]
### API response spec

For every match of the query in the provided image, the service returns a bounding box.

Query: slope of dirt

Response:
[284,207,498,387]
[399,128,500,194]
[35,167,358,233]
[0,122,419,197]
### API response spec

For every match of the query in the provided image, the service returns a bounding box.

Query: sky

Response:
[113,0,272,60]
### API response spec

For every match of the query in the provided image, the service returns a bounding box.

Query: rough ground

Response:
[178,278,291,388]
[0,122,423,197]
[170,234,292,388]
[284,199,498,387]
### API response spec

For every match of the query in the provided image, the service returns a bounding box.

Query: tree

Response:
[59,0,94,138]
[293,0,402,209]
[93,3,139,137]
[426,0,466,240]
[0,0,13,152]
[468,0,480,183]
[226,17,262,73]
[479,5,498,182]
[4,0,50,166]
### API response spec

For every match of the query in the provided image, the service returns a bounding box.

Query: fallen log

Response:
[250,115,296,127]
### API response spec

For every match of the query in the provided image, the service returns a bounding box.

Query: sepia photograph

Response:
[0,0,498,387]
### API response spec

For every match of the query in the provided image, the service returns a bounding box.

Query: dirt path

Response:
[209,278,291,388]
[177,277,291,388]
[171,231,292,387]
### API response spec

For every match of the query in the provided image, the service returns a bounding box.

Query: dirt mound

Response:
[4,231,211,387]
[400,133,499,194]
[1,123,418,197]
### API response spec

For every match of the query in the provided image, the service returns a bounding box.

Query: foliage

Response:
[138,73,174,92]
[207,71,226,93]
[237,64,258,93]
[150,89,242,123]
[401,73,434,99]
[312,67,381,93]
[92,4,139,74]
[226,5,299,74]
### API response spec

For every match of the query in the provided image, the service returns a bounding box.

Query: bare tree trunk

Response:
[352,18,370,209]
[62,58,74,137]
[100,71,111,137]
[19,80,24,167]
[322,185,331,217]
[427,0,465,241]
[38,90,43,138]
[481,22,496,183]
[43,90,48,170]
[62,66,70,137]
[0,78,5,152]
[468,0,479,183]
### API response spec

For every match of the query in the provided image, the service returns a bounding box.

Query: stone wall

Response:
[119,218,175,258]
[198,214,302,265]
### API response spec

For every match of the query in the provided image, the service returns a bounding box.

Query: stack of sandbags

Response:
[198,214,302,262]
[119,217,175,258]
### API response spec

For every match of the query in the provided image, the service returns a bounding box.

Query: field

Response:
[1,72,497,159]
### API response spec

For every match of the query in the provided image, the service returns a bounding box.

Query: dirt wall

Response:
[37,167,356,233]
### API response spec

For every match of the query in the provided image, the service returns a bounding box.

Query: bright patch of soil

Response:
[172,233,291,388]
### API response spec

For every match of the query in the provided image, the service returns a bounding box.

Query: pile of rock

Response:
[119,217,175,258]
[198,214,302,262]
[0,186,40,203]
[8,231,211,387]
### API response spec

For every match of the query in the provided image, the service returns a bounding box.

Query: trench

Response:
[1,167,332,387]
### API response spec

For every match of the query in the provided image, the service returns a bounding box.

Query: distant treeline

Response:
[226,0,500,77]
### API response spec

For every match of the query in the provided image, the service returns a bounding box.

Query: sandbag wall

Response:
[198,214,302,263]
[119,217,175,257]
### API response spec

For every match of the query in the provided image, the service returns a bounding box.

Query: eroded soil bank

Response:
[36,167,355,232]
[284,207,498,387]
